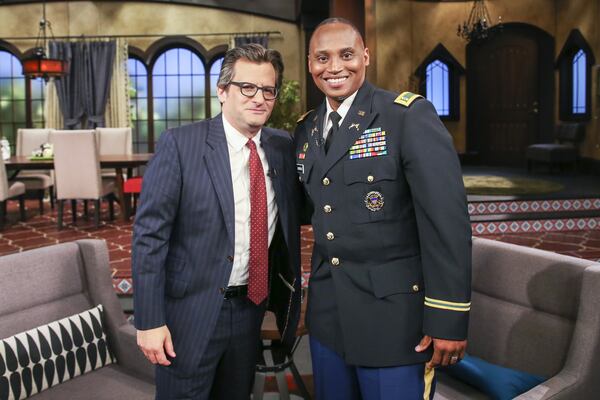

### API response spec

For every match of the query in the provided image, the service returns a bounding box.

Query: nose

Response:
[328,56,343,74]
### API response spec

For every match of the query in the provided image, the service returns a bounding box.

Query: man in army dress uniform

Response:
[294,18,472,399]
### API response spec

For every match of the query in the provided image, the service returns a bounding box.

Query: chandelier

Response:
[457,0,502,43]
[22,1,69,81]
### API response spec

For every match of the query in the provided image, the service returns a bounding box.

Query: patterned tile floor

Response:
[1,199,600,294]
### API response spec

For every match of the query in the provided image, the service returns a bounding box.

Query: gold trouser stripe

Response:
[424,301,471,312]
[423,365,435,400]
[424,297,471,307]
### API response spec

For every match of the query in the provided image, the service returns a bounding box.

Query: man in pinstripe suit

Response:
[132,44,301,399]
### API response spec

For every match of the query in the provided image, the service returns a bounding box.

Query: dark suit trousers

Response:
[155,297,266,400]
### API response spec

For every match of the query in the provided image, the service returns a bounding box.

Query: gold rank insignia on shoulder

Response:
[394,92,423,107]
[296,109,314,123]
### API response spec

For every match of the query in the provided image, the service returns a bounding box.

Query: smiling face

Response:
[308,22,370,110]
[217,59,277,138]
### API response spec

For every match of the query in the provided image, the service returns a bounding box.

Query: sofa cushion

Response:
[0,305,115,400]
[443,354,545,400]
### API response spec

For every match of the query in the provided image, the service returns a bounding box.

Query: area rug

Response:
[463,175,564,196]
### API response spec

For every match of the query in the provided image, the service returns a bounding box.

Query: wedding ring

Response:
[450,355,459,363]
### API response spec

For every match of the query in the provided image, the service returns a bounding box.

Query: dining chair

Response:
[95,127,133,178]
[50,130,116,229]
[15,128,55,214]
[0,156,26,229]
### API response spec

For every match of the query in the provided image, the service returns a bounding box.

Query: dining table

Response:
[4,153,153,221]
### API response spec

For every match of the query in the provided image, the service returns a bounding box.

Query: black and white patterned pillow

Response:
[0,305,115,400]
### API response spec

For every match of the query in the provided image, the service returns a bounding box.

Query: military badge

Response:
[349,127,388,159]
[349,123,360,131]
[303,142,309,152]
[364,191,384,211]
[298,153,306,159]
[358,110,366,116]
[296,163,305,174]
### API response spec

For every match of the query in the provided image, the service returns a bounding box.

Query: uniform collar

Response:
[325,90,358,127]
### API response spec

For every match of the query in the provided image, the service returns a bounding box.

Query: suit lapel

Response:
[321,82,378,178]
[204,115,235,246]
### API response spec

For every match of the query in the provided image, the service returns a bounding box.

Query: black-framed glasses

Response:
[229,81,278,100]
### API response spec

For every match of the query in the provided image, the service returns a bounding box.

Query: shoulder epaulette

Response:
[296,109,314,124]
[394,92,423,107]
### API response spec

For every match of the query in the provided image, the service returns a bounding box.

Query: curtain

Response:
[84,40,116,128]
[104,38,130,128]
[234,35,269,48]
[49,40,116,129]
[44,80,63,129]
[49,41,85,129]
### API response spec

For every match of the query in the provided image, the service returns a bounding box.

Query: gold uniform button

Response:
[322,177,330,186]
[331,257,340,266]
[326,232,335,240]
[323,205,332,213]
[367,175,374,183]
[412,284,419,292]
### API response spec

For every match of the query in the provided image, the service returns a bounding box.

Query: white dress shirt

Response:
[222,115,278,286]
[323,90,359,141]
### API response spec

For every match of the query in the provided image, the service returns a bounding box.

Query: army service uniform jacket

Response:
[294,81,472,367]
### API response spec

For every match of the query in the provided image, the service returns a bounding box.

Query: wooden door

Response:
[468,31,540,166]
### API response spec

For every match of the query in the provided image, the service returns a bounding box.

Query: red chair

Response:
[123,176,142,219]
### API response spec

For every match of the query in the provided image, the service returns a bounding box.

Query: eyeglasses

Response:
[229,81,278,100]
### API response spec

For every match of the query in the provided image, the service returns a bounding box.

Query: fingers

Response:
[137,326,175,366]
[414,335,432,352]
[427,339,467,368]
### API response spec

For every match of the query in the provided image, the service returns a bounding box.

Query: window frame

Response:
[415,43,464,121]
[557,29,595,122]
[129,39,227,152]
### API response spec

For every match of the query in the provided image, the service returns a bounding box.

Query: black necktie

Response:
[325,111,341,153]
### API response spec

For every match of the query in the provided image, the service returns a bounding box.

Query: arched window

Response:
[426,60,450,117]
[209,57,223,117]
[557,29,594,121]
[128,57,149,153]
[0,50,26,148]
[572,49,586,115]
[152,47,206,140]
[415,44,464,121]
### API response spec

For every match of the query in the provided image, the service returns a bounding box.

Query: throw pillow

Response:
[0,305,115,400]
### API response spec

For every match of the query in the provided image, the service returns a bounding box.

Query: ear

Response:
[363,47,370,67]
[217,85,228,103]
[307,55,313,74]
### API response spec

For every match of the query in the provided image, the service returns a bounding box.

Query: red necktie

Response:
[246,139,269,304]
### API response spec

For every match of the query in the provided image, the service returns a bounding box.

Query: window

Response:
[426,60,450,117]
[128,58,149,153]
[572,49,586,115]
[30,77,45,129]
[415,44,464,121]
[128,41,226,151]
[557,29,594,121]
[0,50,26,150]
[209,57,223,117]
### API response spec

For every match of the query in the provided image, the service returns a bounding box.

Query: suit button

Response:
[322,177,330,186]
[323,205,332,213]
[326,232,335,240]
[367,175,374,183]
[227,255,234,262]
[331,257,340,266]
[412,284,419,292]
[299,176,303,182]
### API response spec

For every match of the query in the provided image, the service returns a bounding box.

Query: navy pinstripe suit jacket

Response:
[132,115,301,376]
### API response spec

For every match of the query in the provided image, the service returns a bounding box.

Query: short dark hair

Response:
[310,17,365,50]
[217,43,284,89]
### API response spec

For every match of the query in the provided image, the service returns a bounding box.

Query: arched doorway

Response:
[467,23,554,166]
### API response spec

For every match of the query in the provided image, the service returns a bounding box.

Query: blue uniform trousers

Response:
[310,337,436,400]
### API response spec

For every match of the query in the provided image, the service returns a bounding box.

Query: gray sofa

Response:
[0,240,154,399]
[435,237,600,399]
